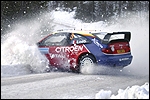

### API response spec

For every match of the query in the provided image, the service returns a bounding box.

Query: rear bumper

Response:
[97,54,133,67]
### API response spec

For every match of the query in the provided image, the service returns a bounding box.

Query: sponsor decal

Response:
[119,58,129,61]
[92,38,103,48]
[110,45,115,51]
[76,40,87,44]
[55,45,84,53]
[49,53,65,59]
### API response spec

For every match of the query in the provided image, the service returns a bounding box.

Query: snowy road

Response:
[1,10,149,99]
[1,71,148,99]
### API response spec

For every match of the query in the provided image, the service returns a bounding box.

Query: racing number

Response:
[70,33,74,40]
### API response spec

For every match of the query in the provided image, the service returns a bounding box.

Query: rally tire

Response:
[79,54,96,73]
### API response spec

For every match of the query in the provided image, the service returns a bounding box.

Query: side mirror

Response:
[36,42,40,46]
[36,41,46,46]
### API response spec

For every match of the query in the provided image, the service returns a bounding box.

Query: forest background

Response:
[1,1,149,35]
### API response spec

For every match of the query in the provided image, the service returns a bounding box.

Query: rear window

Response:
[92,32,107,40]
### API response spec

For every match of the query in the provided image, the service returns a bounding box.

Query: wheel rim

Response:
[80,57,94,68]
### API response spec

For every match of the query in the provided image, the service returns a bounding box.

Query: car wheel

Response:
[79,54,96,73]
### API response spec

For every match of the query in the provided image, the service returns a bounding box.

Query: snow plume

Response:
[1,11,54,74]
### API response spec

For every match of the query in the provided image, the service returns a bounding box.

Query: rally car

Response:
[37,29,133,73]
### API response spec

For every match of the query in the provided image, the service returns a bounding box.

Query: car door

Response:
[38,32,70,68]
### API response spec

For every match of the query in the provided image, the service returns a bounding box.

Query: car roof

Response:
[53,29,104,37]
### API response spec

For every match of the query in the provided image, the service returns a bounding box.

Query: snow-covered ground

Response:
[1,10,149,99]
[95,82,149,99]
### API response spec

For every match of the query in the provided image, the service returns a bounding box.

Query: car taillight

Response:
[102,46,131,54]
[102,48,113,54]
[126,46,131,52]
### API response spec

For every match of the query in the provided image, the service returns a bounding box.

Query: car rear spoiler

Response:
[108,32,131,41]
[102,32,131,44]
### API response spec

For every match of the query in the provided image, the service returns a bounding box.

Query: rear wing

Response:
[102,32,131,44]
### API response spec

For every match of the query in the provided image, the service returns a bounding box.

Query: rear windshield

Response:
[92,32,107,40]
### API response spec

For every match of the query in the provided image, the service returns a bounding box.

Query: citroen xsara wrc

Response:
[37,29,133,73]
